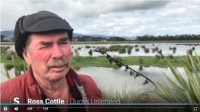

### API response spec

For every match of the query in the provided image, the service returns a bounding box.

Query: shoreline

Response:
[1,40,200,45]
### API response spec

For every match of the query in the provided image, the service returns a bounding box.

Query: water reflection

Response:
[139,65,143,71]
[1,63,187,93]
[74,66,187,93]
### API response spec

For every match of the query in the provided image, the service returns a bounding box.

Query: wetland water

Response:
[0,43,197,92]
[1,63,187,92]
[2,43,200,56]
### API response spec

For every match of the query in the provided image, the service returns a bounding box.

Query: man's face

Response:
[23,32,71,81]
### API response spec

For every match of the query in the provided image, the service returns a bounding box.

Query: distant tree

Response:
[1,35,6,42]
[135,34,200,41]
[107,36,127,41]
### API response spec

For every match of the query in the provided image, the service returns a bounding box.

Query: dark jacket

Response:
[1,68,105,112]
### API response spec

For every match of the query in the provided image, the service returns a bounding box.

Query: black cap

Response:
[14,10,74,60]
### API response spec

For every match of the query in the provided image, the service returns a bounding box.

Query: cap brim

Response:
[26,18,74,32]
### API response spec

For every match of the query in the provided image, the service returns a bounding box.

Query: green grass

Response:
[0,55,191,69]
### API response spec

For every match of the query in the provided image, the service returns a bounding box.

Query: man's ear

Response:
[22,48,31,66]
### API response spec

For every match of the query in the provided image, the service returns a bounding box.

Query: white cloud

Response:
[0,0,200,37]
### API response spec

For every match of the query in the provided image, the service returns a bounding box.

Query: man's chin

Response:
[46,67,70,81]
[48,69,69,81]
[48,73,66,81]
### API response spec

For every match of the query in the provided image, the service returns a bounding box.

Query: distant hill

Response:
[0,30,14,36]
[0,30,110,38]
[0,30,136,40]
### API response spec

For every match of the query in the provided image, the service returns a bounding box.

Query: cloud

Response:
[69,1,169,18]
[1,0,200,37]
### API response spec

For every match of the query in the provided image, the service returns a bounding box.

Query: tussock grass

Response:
[156,53,200,111]
[100,85,183,112]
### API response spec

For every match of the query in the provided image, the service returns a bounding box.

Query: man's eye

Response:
[40,45,49,49]
[60,42,68,44]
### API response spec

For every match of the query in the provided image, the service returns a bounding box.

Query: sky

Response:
[1,0,200,37]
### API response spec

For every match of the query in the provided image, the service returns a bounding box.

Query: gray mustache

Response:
[47,58,68,69]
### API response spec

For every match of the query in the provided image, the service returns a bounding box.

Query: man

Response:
[1,11,104,112]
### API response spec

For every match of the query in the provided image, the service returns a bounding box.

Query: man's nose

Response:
[52,44,64,58]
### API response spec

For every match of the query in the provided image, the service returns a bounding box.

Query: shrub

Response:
[139,58,143,64]
[98,47,109,53]
[134,45,138,47]
[118,48,126,54]
[144,48,149,53]
[141,45,145,48]
[154,47,158,51]
[161,54,164,59]
[152,49,155,53]
[127,48,132,55]
[88,49,93,56]
[135,48,139,52]
[127,45,133,50]
[192,47,195,50]
[168,55,173,59]
[109,45,121,52]
[97,47,109,52]
[173,50,176,54]
[155,55,160,59]
[158,50,162,54]
[85,46,91,48]
[172,47,176,51]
